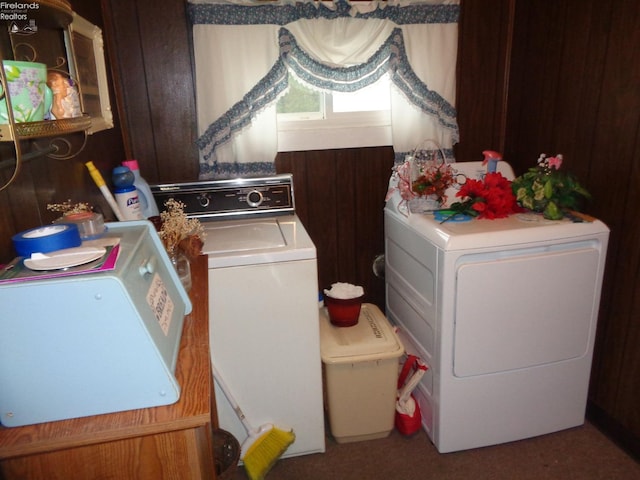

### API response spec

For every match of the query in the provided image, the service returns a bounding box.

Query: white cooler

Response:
[319,303,404,443]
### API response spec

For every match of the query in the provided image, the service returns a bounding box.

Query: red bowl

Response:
[324,295,364,327]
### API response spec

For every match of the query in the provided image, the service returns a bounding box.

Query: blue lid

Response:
[112,166,135,188]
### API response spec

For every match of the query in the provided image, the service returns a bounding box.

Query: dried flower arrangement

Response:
[158,198,205,259]
[47,200,93,215]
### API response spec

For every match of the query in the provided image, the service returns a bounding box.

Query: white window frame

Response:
[276,76,392,152]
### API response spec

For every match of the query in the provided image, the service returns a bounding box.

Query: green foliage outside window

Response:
[277,75,321,114]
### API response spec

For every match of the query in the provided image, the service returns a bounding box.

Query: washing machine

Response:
[384,161,609,453]
[152,174,325,458]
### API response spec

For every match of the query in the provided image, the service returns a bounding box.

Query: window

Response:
[276,73,392,152]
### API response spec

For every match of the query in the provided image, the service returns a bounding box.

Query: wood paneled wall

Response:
[276,148,394,309]
[102,0,199,183]
[454,0,514,160]
[1,0,639,459]
[503,0,640,457]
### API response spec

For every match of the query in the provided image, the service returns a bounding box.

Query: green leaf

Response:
[543,201,562,220]
[543,180,554,199]
[573,184,591,198]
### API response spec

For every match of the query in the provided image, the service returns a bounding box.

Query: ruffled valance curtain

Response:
[188,0,460,179]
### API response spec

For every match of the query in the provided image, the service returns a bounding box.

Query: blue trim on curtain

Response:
[188,0,459,26]
[279,28,391,93]
[195,57,288,166]
[196,26,459,172]
[388,30,458,134]
[281,27,458,131]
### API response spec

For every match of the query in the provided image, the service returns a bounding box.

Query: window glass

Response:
[276,75,323,119]
[276,73,392,151]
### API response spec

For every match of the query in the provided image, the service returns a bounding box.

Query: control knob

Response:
[197,193,211,208]
[246,189,264,207]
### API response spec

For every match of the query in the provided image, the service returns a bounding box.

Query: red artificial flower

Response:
[472,201,486,212]
[449,172,520,220]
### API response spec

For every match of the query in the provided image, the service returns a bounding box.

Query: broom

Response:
[212,364,295,480]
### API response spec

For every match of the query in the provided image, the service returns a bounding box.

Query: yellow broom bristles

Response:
[243,427,296,480]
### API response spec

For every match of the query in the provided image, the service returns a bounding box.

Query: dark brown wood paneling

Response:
[590,0,640,436]
[504,0,617,178]
[101,0,151,163]
[504,0,640,457]
[103,0,199,184]
[454,0,514,160]
[276,147,393,310]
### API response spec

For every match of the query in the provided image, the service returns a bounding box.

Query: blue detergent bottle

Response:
[112,166,144,220]
[122,160,160,219]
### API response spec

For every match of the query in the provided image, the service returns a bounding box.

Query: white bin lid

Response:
[320,303,404,364]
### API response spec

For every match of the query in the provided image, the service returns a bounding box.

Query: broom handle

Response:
[212,363,256,434]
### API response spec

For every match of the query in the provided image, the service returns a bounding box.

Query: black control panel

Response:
[151,174,295,220]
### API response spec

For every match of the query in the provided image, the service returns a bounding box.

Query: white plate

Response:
[24,246,107,271]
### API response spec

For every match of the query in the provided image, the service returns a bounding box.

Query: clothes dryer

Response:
[384,162,609,453]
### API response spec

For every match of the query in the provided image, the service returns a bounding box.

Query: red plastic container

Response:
[324,295,364,327]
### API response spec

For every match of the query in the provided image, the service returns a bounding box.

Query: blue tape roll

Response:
[12,223,82,257]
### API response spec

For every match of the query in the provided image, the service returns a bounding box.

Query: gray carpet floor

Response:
[231,421,640,479]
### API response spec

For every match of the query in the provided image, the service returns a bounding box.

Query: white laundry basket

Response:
[319,303,404,443]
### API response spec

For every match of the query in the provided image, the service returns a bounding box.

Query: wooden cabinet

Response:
[0,256,217,480]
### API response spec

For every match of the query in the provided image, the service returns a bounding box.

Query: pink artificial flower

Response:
[548,155,563,170]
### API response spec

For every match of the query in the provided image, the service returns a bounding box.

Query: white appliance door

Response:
[209,259,325,457]
[453,242,601,377]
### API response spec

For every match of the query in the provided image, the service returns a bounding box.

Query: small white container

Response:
[319,303,404,443]
[114,185,143,220]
